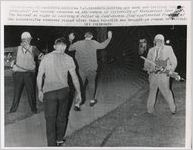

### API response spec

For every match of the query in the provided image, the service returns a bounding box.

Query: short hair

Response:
[84,32,93,38]
[54,37,67,45]
[154,34,165,41]
[21,32,32,39]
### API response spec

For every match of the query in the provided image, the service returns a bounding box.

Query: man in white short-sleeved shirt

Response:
[37,38,81,146]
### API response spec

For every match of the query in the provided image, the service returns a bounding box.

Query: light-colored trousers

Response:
[147,73,176,113]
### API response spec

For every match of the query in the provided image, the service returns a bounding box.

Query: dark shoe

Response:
[90,99,97,107]
[171,110,177,115]
[74,105,81,111]
[171,107,177,115]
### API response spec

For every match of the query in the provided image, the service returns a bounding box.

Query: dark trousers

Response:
[43,87,70,146]
[78,69,97,102]
[10,72,37,113]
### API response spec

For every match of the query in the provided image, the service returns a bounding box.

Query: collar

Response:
[85,38,92,40]
[22,45,32,53]
[52,50,65,54]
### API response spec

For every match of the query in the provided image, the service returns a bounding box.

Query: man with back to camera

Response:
[144,34,177,114]
[37,37,81,146]
[68,31,112,108]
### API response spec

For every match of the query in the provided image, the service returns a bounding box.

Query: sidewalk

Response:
[5,63,148,147]
[65,81,185,147]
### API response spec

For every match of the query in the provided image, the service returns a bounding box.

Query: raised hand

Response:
[108,31,112,39]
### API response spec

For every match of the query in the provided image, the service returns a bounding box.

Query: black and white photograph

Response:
[1,0,192,149]
[3,25,187,147]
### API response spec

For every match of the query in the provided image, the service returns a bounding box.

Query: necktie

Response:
[155,47,160,60]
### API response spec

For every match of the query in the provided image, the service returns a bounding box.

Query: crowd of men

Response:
[8,31,178,146]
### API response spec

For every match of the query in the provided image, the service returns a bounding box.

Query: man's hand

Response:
[10,60,15,68]
[108,31,112,39]
[74,92,82,111]
[75,92,82,105]
[154,65,163,72]
[69,33,75,42]
[69,68,82,110]
[167,70,173,76]
[38,91,44,103]
[38,53,44,60]
[12,65,17,72]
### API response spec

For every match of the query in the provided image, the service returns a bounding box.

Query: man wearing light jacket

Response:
[144,34,177,114]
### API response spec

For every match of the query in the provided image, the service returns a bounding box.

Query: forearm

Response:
[37,75,43,92]
[167,47,177,71]
[69,44,76,51]
[10,57,16,67]
[70,70,81,94]
[97,38,111,49]
[167,56,177,72]
[10,47,18,63]
[33,46,44,60]
[171,58,177,71]
[72,75,81,94]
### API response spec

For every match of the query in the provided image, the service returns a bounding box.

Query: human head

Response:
[69,33,75,40]
[84,32,93,39]
[54,37,67,52]
[154,34,165,47]
[21,32,32,44]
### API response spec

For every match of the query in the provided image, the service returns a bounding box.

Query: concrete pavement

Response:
[5,62,148,147]
[4,61,186,148]
[65,81,186,147]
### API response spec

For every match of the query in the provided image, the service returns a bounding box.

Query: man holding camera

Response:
[9,32,44,113]
[144,34,177,114]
